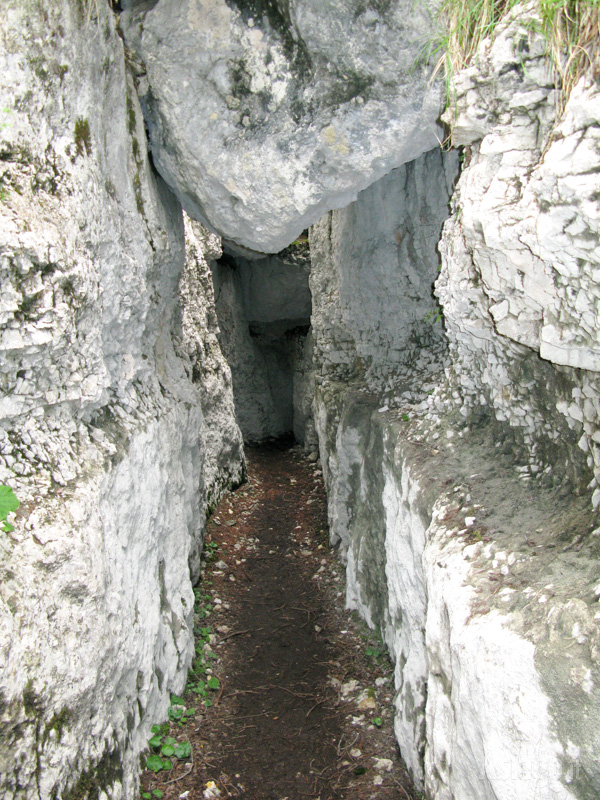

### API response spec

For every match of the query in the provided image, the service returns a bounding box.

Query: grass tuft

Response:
[540,0,600,109]
[433,0,600,126]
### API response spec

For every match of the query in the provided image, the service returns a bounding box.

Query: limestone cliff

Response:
[311,7,600,800]
[2,0,600,799]
[0,2,243,797]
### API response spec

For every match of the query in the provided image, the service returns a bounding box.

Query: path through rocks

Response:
[140,439,419,800]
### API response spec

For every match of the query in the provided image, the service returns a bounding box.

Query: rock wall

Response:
[315,384,598,799]
[437,3,600,498]
[310,148,458,393]
[310,17,600,795]
[0,2,243,797]
[3,0,600,798]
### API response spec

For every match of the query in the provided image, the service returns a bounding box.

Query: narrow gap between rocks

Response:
[210,238,314,446]
[140,439,421,800]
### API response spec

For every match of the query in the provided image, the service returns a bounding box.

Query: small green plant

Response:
[372,716,383,728]
[141,790,163,799]
[0,107,11,131]
[167,704,185,723]
[424,308,444,325]
[198,625,212,641]
[74,117,91,157]
[145,714,192,774]
[187,590,222,707]
[204,540,218,561]
[365,645,381,660]
[0,485,19,533]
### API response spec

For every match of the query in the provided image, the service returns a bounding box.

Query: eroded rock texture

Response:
[3,0,600,798]
[310,147,458,393]
[120,0,443,252]
[438,4,600,500]
[311,8,600,800]
[0,2,243,797]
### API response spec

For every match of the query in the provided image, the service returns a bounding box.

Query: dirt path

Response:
[140,440,419,800]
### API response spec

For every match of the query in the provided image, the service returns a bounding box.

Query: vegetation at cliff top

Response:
[434,0,600,114]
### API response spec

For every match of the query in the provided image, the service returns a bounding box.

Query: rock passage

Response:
[139,440,418,800]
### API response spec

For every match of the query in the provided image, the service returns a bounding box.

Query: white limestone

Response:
[439,3,600,490]
[0,2,243,797]
[314,379,598,800]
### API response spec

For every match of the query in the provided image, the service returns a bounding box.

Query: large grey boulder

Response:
[121,0,443,252]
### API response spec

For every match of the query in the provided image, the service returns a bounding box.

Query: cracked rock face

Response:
[0,2,243,797]
[438,3,600,498]
[121,0,443,252]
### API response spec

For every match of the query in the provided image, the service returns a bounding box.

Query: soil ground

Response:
[140,439,420,800]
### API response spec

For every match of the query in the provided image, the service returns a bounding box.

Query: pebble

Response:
[358,696,377,711]
[203,781,221,799]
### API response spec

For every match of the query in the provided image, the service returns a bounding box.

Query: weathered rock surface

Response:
[310,55,600,793]
[315,383,598,800]
[310,147,458,391]
[438,4,600,497]
[235,247,312,325]
[120,0,444,252]
[4,0,600,798]
[0,2,243,797]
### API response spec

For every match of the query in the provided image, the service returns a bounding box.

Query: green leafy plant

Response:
[174,742,191,759]
[372,716,383,728]
[187,589,222,707]
[141,788,163,798]
[145,718,192,774]
[145,753,170,773]
[204,540,219,561]
[170,695,185,706]
[167,704,185,722]
[0,485,20,533]
[424,308,444,325]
